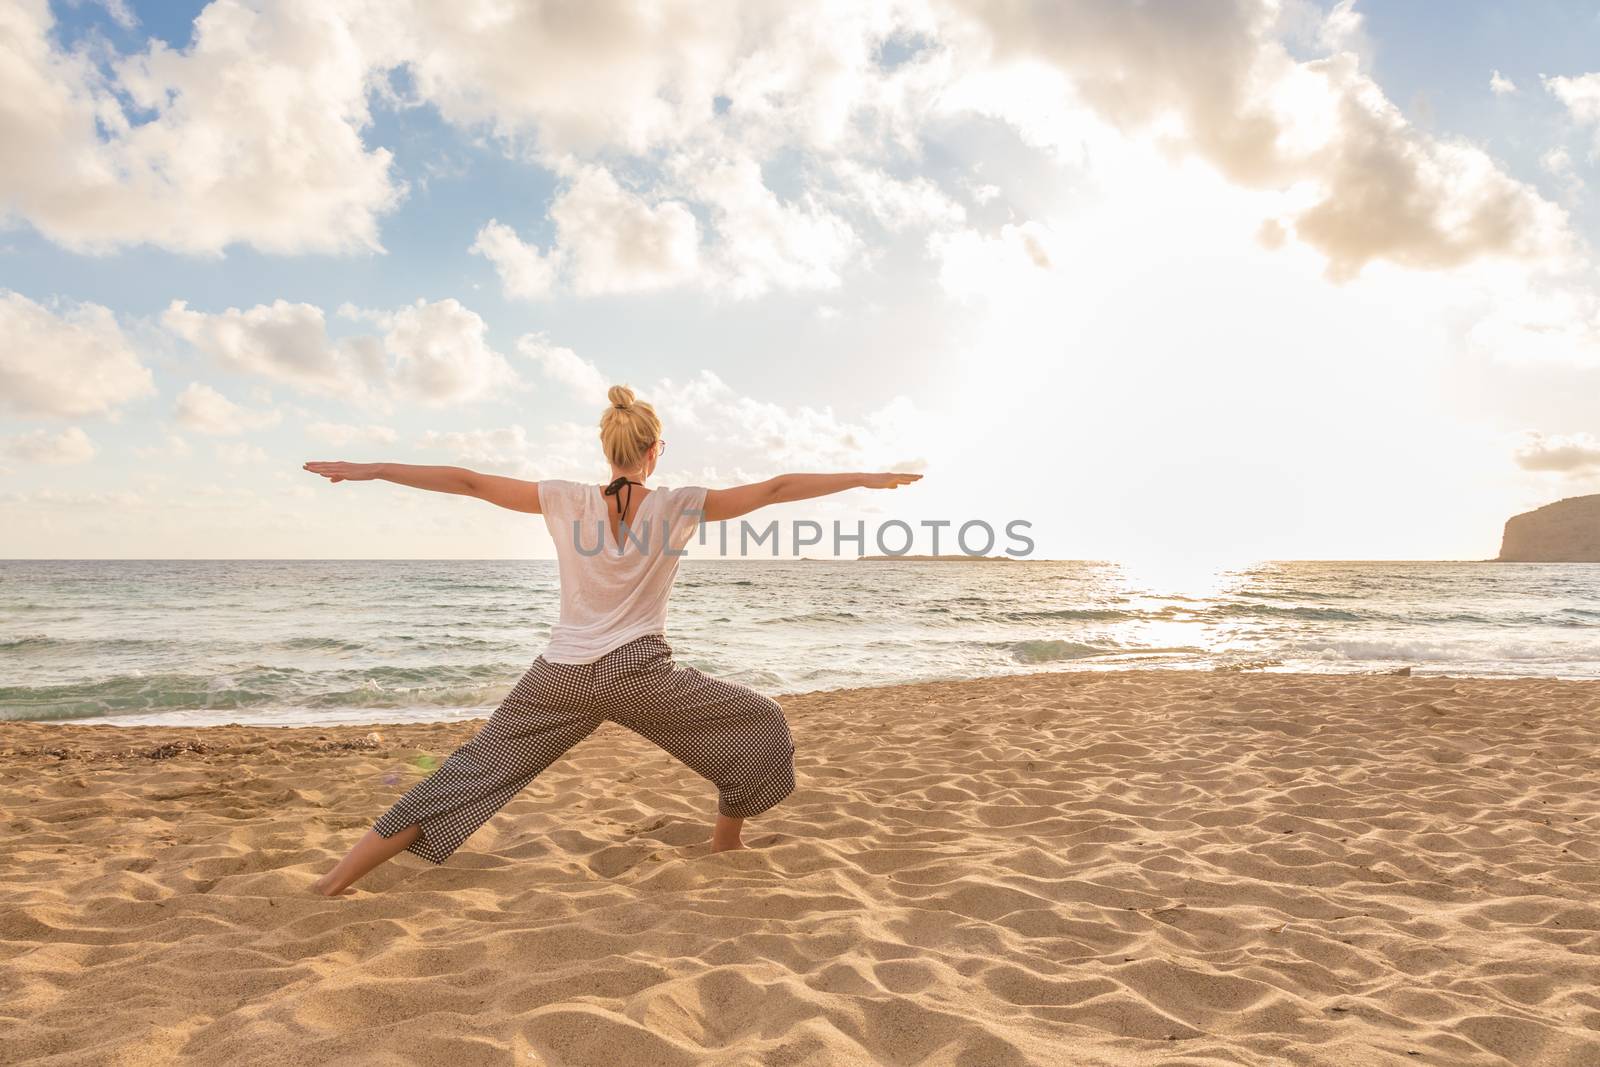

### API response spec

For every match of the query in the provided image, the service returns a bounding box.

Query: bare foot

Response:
[709,841,749,853]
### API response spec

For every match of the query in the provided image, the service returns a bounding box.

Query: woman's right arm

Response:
[702,472,921,522]
[302,461,542,514]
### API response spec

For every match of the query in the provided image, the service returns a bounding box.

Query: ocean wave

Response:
[1242,584,1363,602]
[755,611,862,625]
[274,636,368,652]
[1,633,524,657]
[0,663,522,722]
[1557,606,1600,622]
[0,634,54,651]
[1002,608,1138,622]
[0,634,169,653]
[384,634,525,651]
[1287,637,1581,664]
[1003,602,1375,624]
[1204,602,1371,622]
[4,559,1598,724]
[1005,639,1111,664]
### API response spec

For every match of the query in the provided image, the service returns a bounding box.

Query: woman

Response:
[304,385,920,895]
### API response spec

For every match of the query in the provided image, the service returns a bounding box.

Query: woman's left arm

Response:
[302,461,542,514]
[702,472,920,522]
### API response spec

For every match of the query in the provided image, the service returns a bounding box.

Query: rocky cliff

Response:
[1497,494,1600,562]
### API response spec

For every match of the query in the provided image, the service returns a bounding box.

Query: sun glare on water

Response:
[1098,554,1266,660]
[1112,554,1263,604]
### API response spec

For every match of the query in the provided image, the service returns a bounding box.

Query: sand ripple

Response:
[3,669,1599,1065]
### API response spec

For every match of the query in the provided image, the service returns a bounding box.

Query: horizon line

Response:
[0,556,1527,564]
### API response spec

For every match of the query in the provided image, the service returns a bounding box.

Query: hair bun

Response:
[607,384,635,410]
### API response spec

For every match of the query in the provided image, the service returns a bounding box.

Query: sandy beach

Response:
[3,668,1599,1066]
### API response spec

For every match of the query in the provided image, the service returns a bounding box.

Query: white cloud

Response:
[134,428,192,460]
[365,0,931,160]
[517,335,609,403]
[473,167,707,300]
[707,10,945,173]
[0,487,141,509]
[823,159,966,232]
[96,0,137,30]
[1464,270,1600,369]
[1490,70,1517,95]
[940,0,1575,281]
[476,157,877,301]
[163,299,383,398]
[305,421,399,446]
[4,0,1584,299]
[368,0,736,159]
[470,219,558,300]
[385,2,927,299]
[927,219,1061,301]
[57,0,139,30]
[548,165,703,296]
[355,298,520,405]
[1,425,95,464]
[493,338,929,479]
[652,368,926,473]
[522,419,609,481]
[165,297,518,406]
[52,0,893,300]
[1545,72,1600,154]
[417,425,532,473]
[0,0,402,255]
[684,156,860,299]
[1315,0,1370,63]
[173,382,282,436]
[1514,431,1600,474]
[1541,146,1584,201]
[215,441,269,465]
[968,182,1001,205]
[0,289,154,417]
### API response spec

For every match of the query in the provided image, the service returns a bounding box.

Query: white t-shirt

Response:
[538,479,708,663]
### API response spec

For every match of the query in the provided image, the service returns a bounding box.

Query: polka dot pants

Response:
[371,634,796,865]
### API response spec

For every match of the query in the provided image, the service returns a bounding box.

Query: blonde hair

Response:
[599,384,661,471]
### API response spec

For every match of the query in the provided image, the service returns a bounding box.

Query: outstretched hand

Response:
[303,461,381,484]
[862,472,923,489]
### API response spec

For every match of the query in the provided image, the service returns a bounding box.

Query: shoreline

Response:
[6,667,1597,751]
[6,664,1596,732]
[6,669,1599,1064]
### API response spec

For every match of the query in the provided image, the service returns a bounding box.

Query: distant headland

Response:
[1496,494,1600,562]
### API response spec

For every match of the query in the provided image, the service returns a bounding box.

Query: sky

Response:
[2,0,1599,563]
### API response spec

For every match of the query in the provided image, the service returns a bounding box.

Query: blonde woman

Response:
[305,385,920,895]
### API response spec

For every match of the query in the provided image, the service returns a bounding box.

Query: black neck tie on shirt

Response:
[603,477,644,523]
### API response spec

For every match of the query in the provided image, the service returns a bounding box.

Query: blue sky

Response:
[3,0,1599,562]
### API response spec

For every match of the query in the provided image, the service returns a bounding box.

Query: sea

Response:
[2,559,1596,727]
